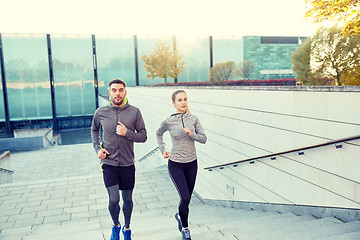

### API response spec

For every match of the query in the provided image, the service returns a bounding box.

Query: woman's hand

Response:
[184,127,192,136]
[163,151,170,158]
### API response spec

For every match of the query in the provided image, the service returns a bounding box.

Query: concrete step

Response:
[229,217,348,240]
[2,166,359,240]
[284,220,360,240]
[318,230,360,240]
[208,212,315,233]
[22,219,105,240]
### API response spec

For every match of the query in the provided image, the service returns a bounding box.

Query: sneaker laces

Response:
[183,228,190,238]
[111,225,121,240]
[112,225,120,234]
[122,227,132,240]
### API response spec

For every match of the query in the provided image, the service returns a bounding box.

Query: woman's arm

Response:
[156,120,168,153]
[190,117,207,144]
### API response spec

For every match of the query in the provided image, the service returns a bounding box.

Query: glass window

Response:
[51,35,95,117]
[96,35,136,95]
[213,36,243,80]
[176,36,210,82]
[213,36,244,64]
[137,35,173,85]
[2,34,51,121]
[261,37,299,44]
[0,55,4,122]
[0,38,5,123]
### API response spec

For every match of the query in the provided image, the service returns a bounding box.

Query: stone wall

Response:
[129,86,360,211]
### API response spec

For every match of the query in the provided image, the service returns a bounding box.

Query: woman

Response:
[156,90,207,240]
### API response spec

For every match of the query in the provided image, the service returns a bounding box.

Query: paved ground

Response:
[1,133,359,240]
[8,143,100,182]
[0,140,186,240]
[55,128,92,146]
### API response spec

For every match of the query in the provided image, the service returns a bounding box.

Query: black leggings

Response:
[106,185,133,228]
[168,159,197,228]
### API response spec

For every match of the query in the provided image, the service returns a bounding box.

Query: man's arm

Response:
[91,110,102,153]
[124,109,147,143]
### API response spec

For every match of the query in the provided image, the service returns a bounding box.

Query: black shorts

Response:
[101,163,135,190]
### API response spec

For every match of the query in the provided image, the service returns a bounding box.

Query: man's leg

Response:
[121,189,133,229]
[107,185,120,226]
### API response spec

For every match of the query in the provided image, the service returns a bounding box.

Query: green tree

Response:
[291,37,314,84]
[305,0,360,36]
[311,26,360,85]
[342,67,360,85]
[209,61,236,81]
[237,60,255,80]
[141,41,185,84]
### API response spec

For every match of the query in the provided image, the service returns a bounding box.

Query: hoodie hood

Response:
[109,97,129,110]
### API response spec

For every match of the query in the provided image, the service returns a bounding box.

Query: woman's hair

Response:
[172,90,187,103]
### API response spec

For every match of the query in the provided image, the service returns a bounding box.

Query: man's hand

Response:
[116,121,127,136]
[97,148,109,159]
[163,151,170,159]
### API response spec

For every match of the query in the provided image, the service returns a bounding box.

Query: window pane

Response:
[137,35,173,85]
[51,35,95,117]
[0,60,4,122]
[213,36,243,80]
[261,37,299,44]
[96,35,136,95]
[2,34,51,121]
[177,37,210,82]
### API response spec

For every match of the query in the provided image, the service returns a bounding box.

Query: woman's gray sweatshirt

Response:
[156,111,207,163]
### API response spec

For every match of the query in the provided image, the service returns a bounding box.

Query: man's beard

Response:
[112,98,124,106]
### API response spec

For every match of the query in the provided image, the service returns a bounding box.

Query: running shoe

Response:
[122,226,132,240]
[175,212,182,232]
[110,225,121,240]
[181,228,191,240]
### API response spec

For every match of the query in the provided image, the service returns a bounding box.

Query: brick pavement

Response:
[0,143,182,240]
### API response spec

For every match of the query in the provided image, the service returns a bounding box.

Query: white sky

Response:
[0,0,320,37]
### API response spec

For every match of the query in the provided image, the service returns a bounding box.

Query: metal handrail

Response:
[204,135,360,171]
[44,128,54,146]
[138,146,161,162]
[0,167,14,174]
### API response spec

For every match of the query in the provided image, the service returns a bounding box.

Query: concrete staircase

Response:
[0,128,61,153]
[1,166,360,240]
[18,206,360,240]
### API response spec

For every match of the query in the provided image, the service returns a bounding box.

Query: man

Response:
[91,79,147,240]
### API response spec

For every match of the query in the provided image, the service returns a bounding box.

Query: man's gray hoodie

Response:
[91,101,147,167]
[156,111,207,163]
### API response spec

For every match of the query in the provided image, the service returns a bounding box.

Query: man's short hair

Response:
[108,79,126,89]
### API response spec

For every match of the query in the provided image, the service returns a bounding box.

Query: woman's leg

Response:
[184,160,198,204]
[107,185,120,226]
[168,160,197,228]
[121,189,133,229]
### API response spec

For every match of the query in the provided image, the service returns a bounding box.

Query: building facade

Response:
[243,36,307,80]
[0,33,306,134]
